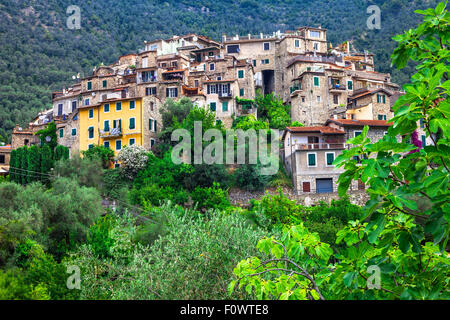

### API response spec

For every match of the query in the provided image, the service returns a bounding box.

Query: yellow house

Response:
[79,98,143,158]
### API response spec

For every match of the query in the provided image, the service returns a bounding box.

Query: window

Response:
[194,80,199,88]
[421,135,426,147]
[114,163,120,168]
[116,140,122,151]
[150,139,155,148]
[313,77,320,87]
[166,87,178,98]
[129,138,135,146]
[209,63,215,71]
[208,51,214,56]
[309,30,321,38]
[240,88,244,97]
[208,84,217,94]
[222,101,228,112]
[210,102,216,112]
[104,141,110,149]
[84,99,90,106]
[333,95,339,104]
[149,118,157,132]
[383,95,386,104]
[317,96,321,103]
[261,59,270,65]
[301,96,306,103]
[238,70,244,79]
[71,128,76,136]
[72,101,77,112]
[253,60,256,67]
[295,39,300,48]
[88,144,94,150]
[347,80,353,90]
[146,87,157,96]
[326,152,335,166]
[227,44,240,54]
[104,104,110,113]
[378,114,387,120]
[102,80,107,88]
[150,102,154,111]
[307,153,317,167]
[0,155,5,164]
[129,100,135,110]
[116,102,122,111]
[104,120,110,132]
[88,109,94,119]
[58,104,63,116]
[129,117,136,130]
[263,42,270,50]
[87,81,92,90]
[302,182,311,192]
[88,126,94,139]
[313,42,319,51]
[59,128,64,138]
[354,131,362,137]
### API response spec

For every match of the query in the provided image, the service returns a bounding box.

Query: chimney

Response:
[222,34,227,43]
[260,33,263,39]
[248,33,251,40]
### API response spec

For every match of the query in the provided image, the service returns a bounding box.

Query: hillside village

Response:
[0,26,431,194]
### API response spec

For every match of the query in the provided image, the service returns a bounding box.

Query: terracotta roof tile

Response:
[326,119,393,127]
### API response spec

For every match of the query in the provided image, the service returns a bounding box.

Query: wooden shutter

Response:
[303,182,310,192]
[166,88,169,97]
[308,154,316,166]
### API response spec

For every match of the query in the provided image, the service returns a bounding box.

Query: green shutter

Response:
[104,104,110,112]
[382,95,386,104]
[222,101,228,112]
[238,70,244,78]
[314,77,319,86]
[116,140,121,150]
[210,102,216,111]
[71,128,76,136]
[308,154,316,166]
[102,80,107,88]
[104,141,110,149]
[116,102,122,111]
[87,82,92,90]
[59,129,64,138]
[326,153,334,166]
[104,120,110,132]
[88,127,94,139]
[240,88,244,96]
[347,81,353,90]
[378,115,382,120]
[129,100,135,109]
[89,109,93,118]
[129,118,135,129]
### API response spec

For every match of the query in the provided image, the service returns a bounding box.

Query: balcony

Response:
[330,84,346,92]
[293,143,345,151]
[218,90,233,99]
[99,127,122,139]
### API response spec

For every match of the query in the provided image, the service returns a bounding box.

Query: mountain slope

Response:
[0,0,440,141]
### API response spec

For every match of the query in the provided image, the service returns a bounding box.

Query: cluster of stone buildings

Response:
[4,26,432,192]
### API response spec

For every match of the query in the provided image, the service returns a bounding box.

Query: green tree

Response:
[82,145,115,169]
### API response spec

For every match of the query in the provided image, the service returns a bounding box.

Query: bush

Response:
[235,164,270,191]
[191,182,231,211]
[82,145,115,169]
[183,163,230,191]
[116,145,149,180]
[87,215,116,258]
[130,184,188,207]
[53,155,104,189]
[102,168,130,199]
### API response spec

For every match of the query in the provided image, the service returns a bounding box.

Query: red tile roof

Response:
[286,126,345,134]
[326,119,393,127]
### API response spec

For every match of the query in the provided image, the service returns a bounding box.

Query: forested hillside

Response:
[0,0,440,142]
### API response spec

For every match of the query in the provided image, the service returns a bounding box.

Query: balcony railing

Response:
[293,143,346,150]
[218,91,233,98]
[290,85,302,94]
[99,127,122,139]
[330,84,346,91]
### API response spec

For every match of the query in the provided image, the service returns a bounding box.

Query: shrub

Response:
[191,182,231,211]
[183,163,230,191]
[235,163,270,191]
[116,145,149,180]
[87,215,116,258]
[82,145,115,169]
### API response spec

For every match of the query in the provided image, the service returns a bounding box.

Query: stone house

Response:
[0,144,11,175]
[346,88,394,121]
[282,126,346,194]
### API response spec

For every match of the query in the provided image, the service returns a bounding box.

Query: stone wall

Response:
[228,186,369,207]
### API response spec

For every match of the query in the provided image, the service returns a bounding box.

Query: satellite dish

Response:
[92,92,96,96]
[45,136,51,142]
[72,75,76,80]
